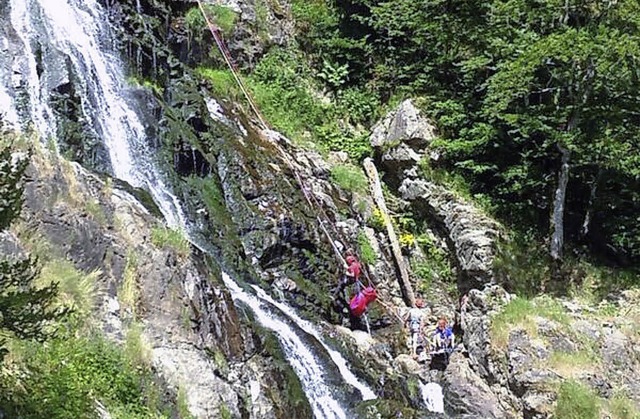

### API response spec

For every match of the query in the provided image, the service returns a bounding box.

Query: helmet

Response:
[415,298,425,308]
[346,255,357,265]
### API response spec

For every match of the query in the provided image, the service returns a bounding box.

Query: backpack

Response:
[349,287,377,317]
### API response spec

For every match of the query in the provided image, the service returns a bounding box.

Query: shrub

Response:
[195,67,241,101]
[39,259,100,322]
[357,231,376,265]
[399,233,416,248]
[0,335,168,418]
[330,164,368,193]
[185,5,237,35]
[368,207,386,231]
[555,380,599,419]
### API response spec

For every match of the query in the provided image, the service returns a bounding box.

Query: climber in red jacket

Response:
[334,250,361,295]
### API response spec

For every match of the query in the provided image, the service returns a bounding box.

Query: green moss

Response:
[126,75,163,96]
[555,380,599,419]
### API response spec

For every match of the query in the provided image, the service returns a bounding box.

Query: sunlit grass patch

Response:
[119,251,139,318]
[491,297,539,348]
[150,226,190,258]
[330,164,368,193]
[555,380,599,419]
[547,350,599,379]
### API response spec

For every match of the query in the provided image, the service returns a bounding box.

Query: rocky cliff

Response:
[1,0,639,418]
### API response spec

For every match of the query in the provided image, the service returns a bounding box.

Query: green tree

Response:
[319,0,640,275]
[0,135,66,361]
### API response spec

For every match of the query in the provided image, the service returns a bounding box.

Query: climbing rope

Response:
[196,1,269,130]
[196,3,403,325]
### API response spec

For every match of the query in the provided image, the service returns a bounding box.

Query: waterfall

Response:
[1,0,377,417]
[5,0,186,228]
[250,284,376,401]
[223,274,348,419]
[420,382,445,414]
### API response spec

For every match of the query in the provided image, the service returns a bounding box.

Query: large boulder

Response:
[370,99,437,188]
[400,179,500,289]
[443,353,516,418]
[370,99,437,149]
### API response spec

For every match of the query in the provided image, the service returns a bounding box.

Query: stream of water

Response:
[0,0,378,417]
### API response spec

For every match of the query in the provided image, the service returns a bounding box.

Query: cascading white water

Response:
[251,284,376,401]
[6,0,57,141]
[420,382,445,414]
[223,273,348,419]
[1,1,379,417]
[6,0,185,228]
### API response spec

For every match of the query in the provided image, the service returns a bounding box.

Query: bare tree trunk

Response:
[550,144,571,261]
[580,169,601,238]
[363,158,416,307]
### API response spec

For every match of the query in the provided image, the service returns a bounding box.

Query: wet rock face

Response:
[14,155,299,418]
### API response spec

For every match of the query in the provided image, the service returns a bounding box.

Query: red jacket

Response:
[346,256,361,280]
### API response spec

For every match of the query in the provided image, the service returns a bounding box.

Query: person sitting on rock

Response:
[404,298,426,359]
[432,316,454,351]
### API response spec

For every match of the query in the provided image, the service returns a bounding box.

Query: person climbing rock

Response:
[432,316,454,351]
[404,298,426,359]
[332,249,361,299]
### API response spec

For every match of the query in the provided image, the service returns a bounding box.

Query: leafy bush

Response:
[555,380,599,419]
[185,5,237,35]
[357,231,376,265]
[368,207,386,231]
[330,164,368,193]
[0,335,169,418]
[399,233,415,248]
[195,67,241,101]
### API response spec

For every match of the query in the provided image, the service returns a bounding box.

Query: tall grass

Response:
[330,164,368,193]
[150,226,190,258]
[555,380,599,419]
[120,252,139,317]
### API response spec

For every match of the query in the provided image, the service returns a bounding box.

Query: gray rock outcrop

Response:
[371,99,501,290]
[13,153,298,418]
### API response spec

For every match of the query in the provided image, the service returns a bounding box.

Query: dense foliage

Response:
[0,138,66,361]
[290,0,640,267]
